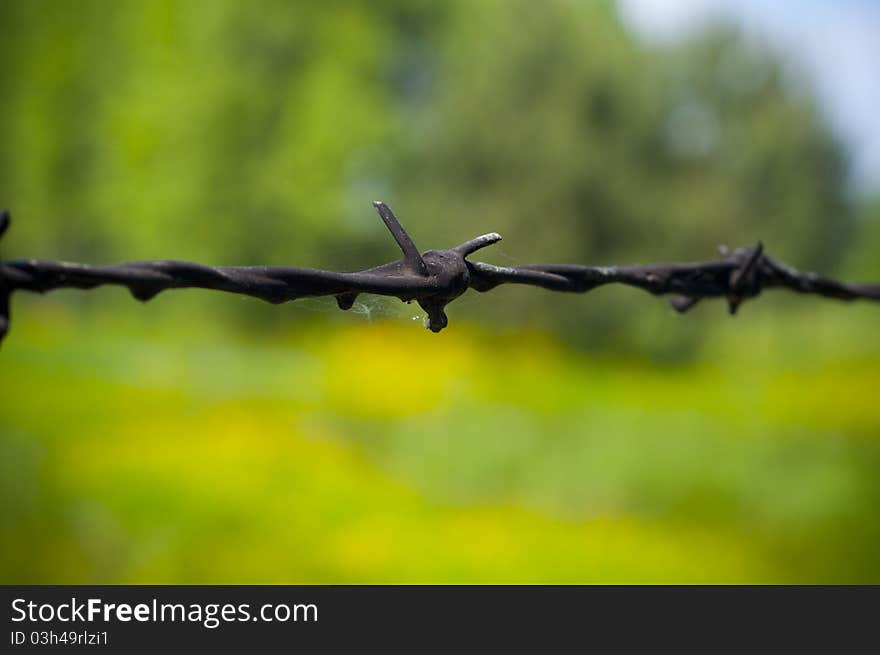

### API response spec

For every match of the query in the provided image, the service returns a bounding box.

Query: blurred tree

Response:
[0,0,857,350]
[0,0,443,268]
[396,0,854,349]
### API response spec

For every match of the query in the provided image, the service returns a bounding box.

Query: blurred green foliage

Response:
[1,0,868,351]
[1,0,878,583]
[2,303,879,582]
[0,0,443,266]
[396,1,855,346]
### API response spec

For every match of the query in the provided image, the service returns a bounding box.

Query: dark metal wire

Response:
[1,202,878,344]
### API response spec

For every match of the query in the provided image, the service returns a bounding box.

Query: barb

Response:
[0,203,877,345]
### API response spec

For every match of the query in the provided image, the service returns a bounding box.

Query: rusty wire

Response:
[1,202,878,344]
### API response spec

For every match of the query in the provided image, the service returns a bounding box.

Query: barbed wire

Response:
[1,202,878,344]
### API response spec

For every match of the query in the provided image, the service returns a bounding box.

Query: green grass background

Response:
[2,293,878,583]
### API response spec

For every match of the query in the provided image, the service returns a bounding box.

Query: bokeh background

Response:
[1,0,879,582]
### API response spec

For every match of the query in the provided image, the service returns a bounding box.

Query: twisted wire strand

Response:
[1,204,877,344]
